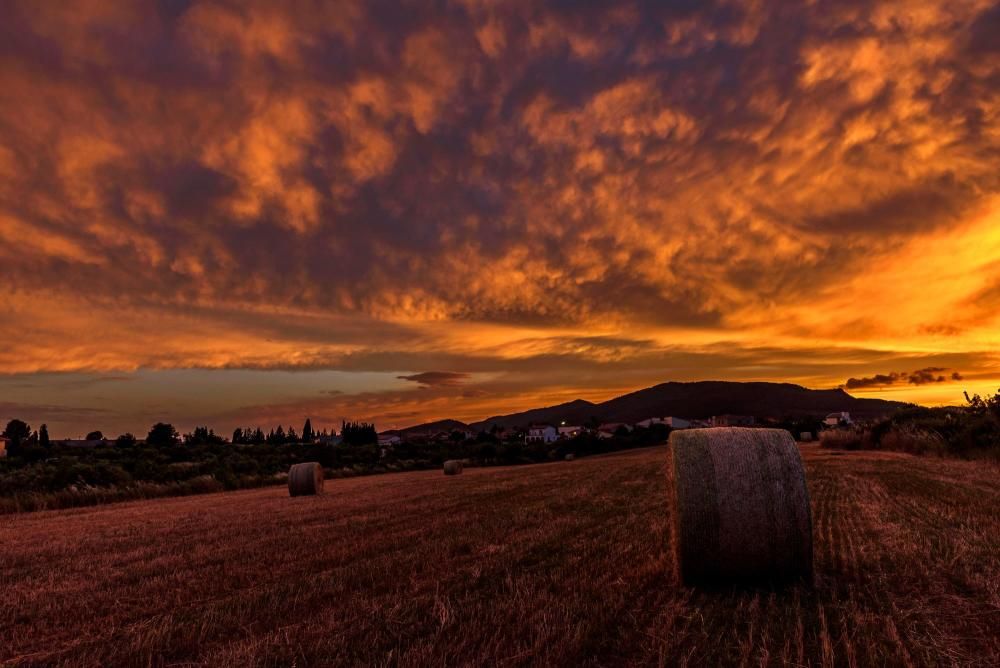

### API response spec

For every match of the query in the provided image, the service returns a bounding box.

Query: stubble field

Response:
[1,445,998,666]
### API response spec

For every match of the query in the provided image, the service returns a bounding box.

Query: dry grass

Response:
[1,445,998,666]
[819,428,870,450]
[879,426,950,456]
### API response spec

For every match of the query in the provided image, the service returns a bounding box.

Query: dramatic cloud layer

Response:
[1,0,1000,435]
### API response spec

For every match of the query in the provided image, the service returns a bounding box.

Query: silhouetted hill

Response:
[470,399,598,431]
[467,382,911,430]
[384,419,469,437]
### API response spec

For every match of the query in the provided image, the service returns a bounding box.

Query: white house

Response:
[635,416,692,430]
[824,412,852,427]
[526,424,558,443]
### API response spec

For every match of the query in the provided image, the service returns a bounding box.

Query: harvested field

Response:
[1,445,998,666]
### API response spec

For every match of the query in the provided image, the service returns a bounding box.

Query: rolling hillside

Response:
[383,419,471,437]
[469,381,910,430]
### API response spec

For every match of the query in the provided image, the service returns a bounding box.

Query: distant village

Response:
[378,411,853,448]
[0,412,856,458]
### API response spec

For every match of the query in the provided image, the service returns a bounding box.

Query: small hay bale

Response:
[288,462,324,497]
[799,432,813,442]
[443,460,463,475]
[565,454,575,461]
[668,428,812,585]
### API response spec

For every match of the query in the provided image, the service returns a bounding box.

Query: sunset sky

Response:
[2,0,1000,438]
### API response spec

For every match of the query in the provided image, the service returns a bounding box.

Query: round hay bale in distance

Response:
[668,428,812,585]
[565,454,575,461]
[288,462,324,497]
[799,432,813,442]
[443,460,463,475]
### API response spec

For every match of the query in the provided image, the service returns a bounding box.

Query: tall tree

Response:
[2,419,31,449]
[341,420,377,446]
[146,422,179,447]
[39,424,50,447]
[302,418,313,442]
[267,425,286,445]
[184,426,223,445]
[965,389,1000,420]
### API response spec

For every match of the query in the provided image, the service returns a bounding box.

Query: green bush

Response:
[829,390,1000,459]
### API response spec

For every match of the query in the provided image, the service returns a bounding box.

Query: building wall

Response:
[527,427,558,443]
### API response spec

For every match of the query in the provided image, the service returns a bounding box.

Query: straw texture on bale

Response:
[288,462,324,497]
[668,428,812,585]
[443,460,463,475]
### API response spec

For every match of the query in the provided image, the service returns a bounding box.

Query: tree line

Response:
[1,417,380,457]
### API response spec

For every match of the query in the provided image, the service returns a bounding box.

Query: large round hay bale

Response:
[288,462,324,496]
[668,428,812,585]
[443,460,463,475]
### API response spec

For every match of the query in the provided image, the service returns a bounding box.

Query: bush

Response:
[879,425,948,456]
[824,390,1000,460]
[819,428,869,450]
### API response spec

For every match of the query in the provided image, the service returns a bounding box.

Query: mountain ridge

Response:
[404,381,911,432]
[382,419,471,436]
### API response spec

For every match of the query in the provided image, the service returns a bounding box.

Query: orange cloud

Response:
[1,0,999,433]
